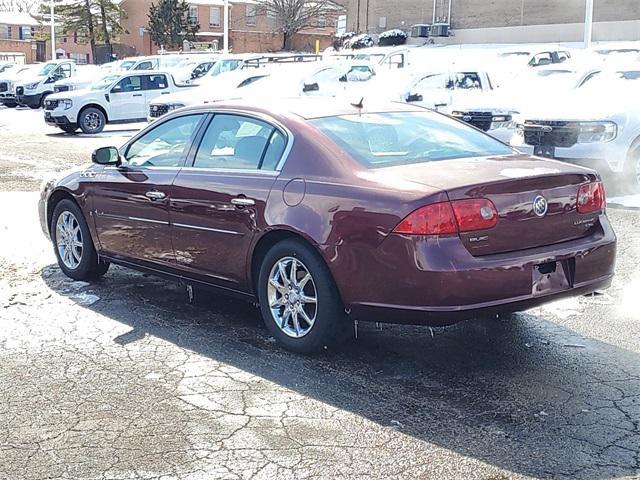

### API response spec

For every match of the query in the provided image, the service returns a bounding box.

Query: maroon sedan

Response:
[39,98,616,353]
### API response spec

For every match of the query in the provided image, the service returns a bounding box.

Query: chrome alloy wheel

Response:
[84,111,102,131]
[267,257,318,338]
[56,211,83,269]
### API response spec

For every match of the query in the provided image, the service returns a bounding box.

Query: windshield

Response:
[580,70,640,89]
[91,74,120,90]
[38,63,57,76]
[159,56,184,69]
[208,59,242,76]
[310,112,513,168]
[119,60,136,70]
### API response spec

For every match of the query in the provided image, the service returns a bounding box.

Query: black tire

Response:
[59,125,78,134]
[4,102,17,108]
[51,199,109,280]
[257,239,351,354]
[623,144,640,193]
[39,92,51,108]
[28,103,39,110]
[79,107,106,134]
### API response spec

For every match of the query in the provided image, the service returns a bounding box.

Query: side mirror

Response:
[406,93,423,102]
[92,146,121,165]
[303,82,319,92]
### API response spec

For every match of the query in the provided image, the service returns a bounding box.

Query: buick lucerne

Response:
[39,98,617,353]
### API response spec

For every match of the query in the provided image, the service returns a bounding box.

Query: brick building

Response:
[347,0,640,43]
[120,0,344,55]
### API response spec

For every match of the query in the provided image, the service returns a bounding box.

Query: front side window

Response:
[112,75,142,92]
[125,114,204,167]
[451,72,482,90]
[413,73,448,91]
[310,111,513,168]
[134,61,154,70]
[194,114,281,170]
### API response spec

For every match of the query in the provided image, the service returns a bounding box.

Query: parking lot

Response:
[1,105,640,479]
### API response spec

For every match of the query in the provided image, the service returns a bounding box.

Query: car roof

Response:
[183,96,426,120]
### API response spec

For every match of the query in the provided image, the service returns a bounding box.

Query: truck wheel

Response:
[60,125,78,134]
[79,107,106,134]
[4,102,17,108]
[39,92,51,108]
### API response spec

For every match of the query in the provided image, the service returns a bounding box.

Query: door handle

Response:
[133,93,143,97]
[230,197,255,207]
[145,191,166,201]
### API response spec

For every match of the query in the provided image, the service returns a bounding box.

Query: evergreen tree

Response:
[147,0,199,50]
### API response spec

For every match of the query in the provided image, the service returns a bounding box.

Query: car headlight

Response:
[60,99,73,110]
[167,103,185,111]
[25,81,40,90]
[490,113,518,130]
[577,121,617,143]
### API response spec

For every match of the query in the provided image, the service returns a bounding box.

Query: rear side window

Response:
[134,61,154,70]
[193,114,283,170]
[145,74,168,90]
[310,112,513,168]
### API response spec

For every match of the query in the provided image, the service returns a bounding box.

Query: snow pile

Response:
[378,29,408,46]
[346,34,374,50]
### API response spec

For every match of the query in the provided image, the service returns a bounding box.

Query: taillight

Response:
[577,182,606,214]
[392,202,458,235]
[451,199,498,232]
[393,199,498,235]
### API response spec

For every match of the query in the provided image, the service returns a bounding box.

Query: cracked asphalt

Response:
[1,107,639,480]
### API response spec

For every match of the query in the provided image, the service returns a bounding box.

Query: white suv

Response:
[44,71,188,134]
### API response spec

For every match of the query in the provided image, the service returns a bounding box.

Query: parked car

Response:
[44,71,191,134]
[15,59,77,109]
[512,66,640,191]
[53,64,104,93]
[366,67,517,142]
[148,68,270,120]
[39,98,616,353]
[166,57,217,85]
[0,63,34,107]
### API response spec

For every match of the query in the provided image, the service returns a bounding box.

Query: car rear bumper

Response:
[328,214,616,326]
[16,93,43,108]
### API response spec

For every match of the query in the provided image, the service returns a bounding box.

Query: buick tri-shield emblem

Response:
[533,195,548,217]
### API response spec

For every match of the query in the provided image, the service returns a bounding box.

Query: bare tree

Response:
[0,0,40,13]
[259,0,339,50]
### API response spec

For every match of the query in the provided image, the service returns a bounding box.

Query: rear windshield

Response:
[310,111,513,168]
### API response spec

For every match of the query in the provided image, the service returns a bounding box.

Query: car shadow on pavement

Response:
[41,263,640,480]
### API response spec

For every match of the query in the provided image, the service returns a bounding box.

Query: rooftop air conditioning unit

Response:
[431,23,450,37]
[411,24,431,38]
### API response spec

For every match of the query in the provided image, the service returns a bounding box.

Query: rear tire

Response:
[79,107,106,134]
[51,199,109,280]
[4,102,17,108]
[257,239,351,354]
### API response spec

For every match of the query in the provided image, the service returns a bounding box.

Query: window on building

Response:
[0,25,8,40]
[73,31,78,43]
[246,5,257,26]
[188,6,199,26]
[19,26,33,40]
[318,15,326,28]
[210,6,220,26]
[7,26,12,39]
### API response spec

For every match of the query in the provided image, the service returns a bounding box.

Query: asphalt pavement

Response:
[1,107,639,480]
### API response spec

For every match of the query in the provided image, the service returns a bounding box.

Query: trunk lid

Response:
[380,154,601,255]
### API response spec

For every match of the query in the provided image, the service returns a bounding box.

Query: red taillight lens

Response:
[393,199,498,235]
[393,202,458,235]
[577,182,606,214]
[451,198,498,232]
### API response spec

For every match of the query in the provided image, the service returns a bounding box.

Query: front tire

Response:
[59,125,78,134]
[79,107,106,134]
[257,239,350,354]
[51,199,109,280]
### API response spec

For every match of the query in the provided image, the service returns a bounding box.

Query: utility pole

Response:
[49,0,55,60]
[584,0,594,49]
[223,0,229,53]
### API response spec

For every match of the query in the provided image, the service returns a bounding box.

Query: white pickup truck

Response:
[43,71,191,134]
[15,59,77,108]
